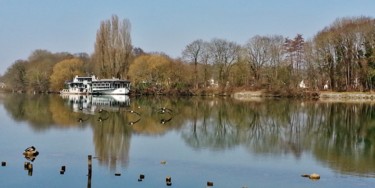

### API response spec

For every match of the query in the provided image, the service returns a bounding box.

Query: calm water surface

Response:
[0,93,374,188]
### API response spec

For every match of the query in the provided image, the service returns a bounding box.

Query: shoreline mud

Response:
[233,91,375,102]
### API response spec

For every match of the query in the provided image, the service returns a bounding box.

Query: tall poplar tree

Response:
[93,15,132,79]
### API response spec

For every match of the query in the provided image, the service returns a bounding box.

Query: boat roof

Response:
[70,75,129,82]
[94,79,129,82]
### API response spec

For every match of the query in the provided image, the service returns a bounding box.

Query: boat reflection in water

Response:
[60,94,132,172]
[60,94,130,114]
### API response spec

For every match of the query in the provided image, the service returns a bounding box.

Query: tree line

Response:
[2,15,375,95]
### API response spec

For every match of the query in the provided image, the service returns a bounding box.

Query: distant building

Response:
[0,82,6,89]
[323,80,329,90]
[208,79,218,88]
[299,80,306,89]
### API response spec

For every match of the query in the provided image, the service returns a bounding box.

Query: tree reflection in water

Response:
[2,94,375,177]
[180,98,375,177]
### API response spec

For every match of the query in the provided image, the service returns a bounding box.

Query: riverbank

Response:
[4,87,375,102]
[319,91,375,102]
[233,90,375,101]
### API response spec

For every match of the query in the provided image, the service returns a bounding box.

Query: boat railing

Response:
[60,89,70,93]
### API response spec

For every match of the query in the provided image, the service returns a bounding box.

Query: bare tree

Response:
[244,35,272,84]
[182,39,204,89]
[3,60,27,91]
[93,15,132,79]
[268,35,287,89]
[313,17,375,91]
[200,41,212,88]
[284,34,305,75]
[209,38,241,88]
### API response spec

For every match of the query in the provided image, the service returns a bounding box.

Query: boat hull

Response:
[92,88,129,95]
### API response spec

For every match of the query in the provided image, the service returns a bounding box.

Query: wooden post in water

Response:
[27,163,33,176]
[166,176,172,186]
[88,155,92,176]
[87,155,92,188]
[24,162,29,170]
[60,166,66,175]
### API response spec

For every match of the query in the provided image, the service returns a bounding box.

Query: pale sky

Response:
[1,0,375,74]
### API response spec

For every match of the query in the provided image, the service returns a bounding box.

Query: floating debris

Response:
[1,161,6,166]
[115,173,121,176]
[160,160,167,165]
[207,181,214,186]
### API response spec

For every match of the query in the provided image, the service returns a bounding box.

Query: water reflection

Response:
[1,94,375,177]
[61,94,132,171]
[60,94,130,114]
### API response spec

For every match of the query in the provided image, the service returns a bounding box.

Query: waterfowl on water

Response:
[23,146,39,157]
[308,173,320,180]
[24,146,36,152]
[128,110,141,116]
[23,150,39,156]
[99,109,108,113]
[301,173,320,180]
[158,107,173,114]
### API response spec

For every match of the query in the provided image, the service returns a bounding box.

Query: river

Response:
[0,93,374,187]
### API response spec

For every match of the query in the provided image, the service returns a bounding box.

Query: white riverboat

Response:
[60,75,130,95]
